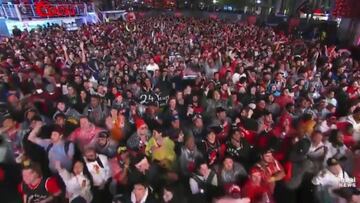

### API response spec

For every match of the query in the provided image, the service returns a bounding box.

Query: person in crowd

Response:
[18,160,62,203]
[253,149,285,194]
[94,131,118,158]
[0,114,26,160]
[189,159,219,201]
[53,100,81,125]
[54,160,93,203]
[242,167,271,203]
[179,135,203,177]
[323,129,351,168]
[127,118,150,155]
[83,94,108,126]
[83,147,111,203]
[188,114,207,145]
[308,130,327,173]
[225,127,253,169]
[145,126,176,170]
[69,116,103,152]
[28,121,74,173]
[218,157,247,194]
[105,107,130,142]
[128,180,157,203]
[312,158,354,203]
[199,127,226,166]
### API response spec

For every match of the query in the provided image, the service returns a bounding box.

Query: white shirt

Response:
[312,168,352,197]
[323,141,348,167]
[308,141,326,159]
[58,169,93,203]
[345,115,360,142]
[130,188,149,203]
[318,120,337,134]
[85,154,111,187]
[146,63,159,73]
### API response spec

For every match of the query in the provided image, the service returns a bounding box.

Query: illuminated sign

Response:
[35,1,76,17]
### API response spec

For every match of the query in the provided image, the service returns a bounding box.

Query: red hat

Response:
[135,118,147,129]
[114,92,122,98]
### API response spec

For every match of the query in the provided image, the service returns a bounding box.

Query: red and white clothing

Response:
[19,177,61,203]
[84,154,111,187]
[69,126,103,151]
[58,168,93,203]
[254,160,284,193]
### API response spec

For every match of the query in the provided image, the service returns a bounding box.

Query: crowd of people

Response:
[0,14,360,203]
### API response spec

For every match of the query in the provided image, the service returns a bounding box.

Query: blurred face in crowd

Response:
[22,168,40,185]
[199,163,209,176]
[57,102,66,112]
[133,184,147,202]
[80,117,91,129]
[262,152,274,163]
[213,91,220,100]
[217,111,227,121]
[257,100,266,109]
[73,161,84,175]
[7,94,19,104]
[194,117,203,128]
[223,158,234,171]
[264,113,272,123]
[153,130,163,143]
[50,131,62,143]
[207,131,216,144]
[97,136,108,147]
[311,131,323,145]
[2,118,15,129]
[80,91,87,100]
[171,119,180,129]
[169,99,176,109]
[163,188,174,202]
[67,86,76,96]
[250,171,262,185]
[84,148,97,161]
[90,97,99,107]
[26,111,36,121]
[138,124,149,136]
[231,130,242,144]
[185,136,196,151]
[55,116,65,127]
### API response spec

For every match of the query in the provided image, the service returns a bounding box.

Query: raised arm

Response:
[62,45,70,63]
[27,121,43,145]
[80,41,86,63]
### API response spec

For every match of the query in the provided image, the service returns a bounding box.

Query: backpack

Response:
[46,141,71,154]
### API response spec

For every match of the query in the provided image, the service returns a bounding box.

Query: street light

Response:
[213,0,218,4]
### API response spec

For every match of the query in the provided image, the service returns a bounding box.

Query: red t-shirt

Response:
[242,180,270,203]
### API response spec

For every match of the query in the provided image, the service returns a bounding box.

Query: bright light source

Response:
[256,0,261,3]
[185,1,188,4]
[213,0,218,4]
